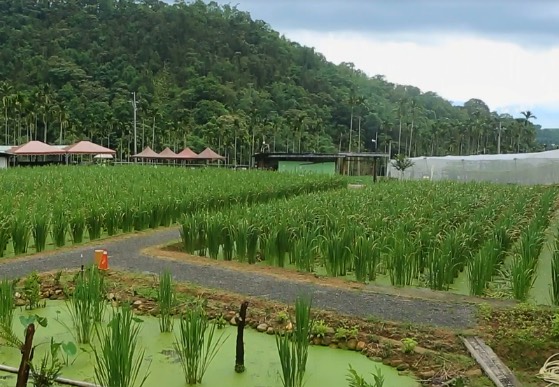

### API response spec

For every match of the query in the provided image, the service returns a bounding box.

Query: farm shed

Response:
[253,152,389,179]
[0,151,9,168]
[390,149,559,185]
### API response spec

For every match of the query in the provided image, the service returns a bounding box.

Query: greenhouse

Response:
[389,149,559,185]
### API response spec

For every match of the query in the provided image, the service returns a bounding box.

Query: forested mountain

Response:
[0,0,543,162]
[536,128,559,150]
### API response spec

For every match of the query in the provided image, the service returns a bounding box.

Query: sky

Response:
[224,0,559,128]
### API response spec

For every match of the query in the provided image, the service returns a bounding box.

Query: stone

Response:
[356,341,366,351]
[55,289,63,295]
[312,337,322,346]
[396,363,409,371]
[465,369,483,377]
[266,327,275,335]
[328,343,338,349]
[389,359,403,367]
[322,336,332,346]
[15,299,26,307]
[230,317,237,326]
[418,370,436,379]
[347,338,357,350]
[133,300,142,307]
[256,323,268,332]
[15,292,21,299]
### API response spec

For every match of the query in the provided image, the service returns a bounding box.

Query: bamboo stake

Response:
[0,364,101,387]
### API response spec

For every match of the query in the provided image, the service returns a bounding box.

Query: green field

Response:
[179,180,559,304]
[0,165,344,258]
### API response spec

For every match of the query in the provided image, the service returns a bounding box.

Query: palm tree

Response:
[395,98,407,154]
[407,98,419,157]
[520,111,537,153]
[40,84,52,143]
[0,82,14,144]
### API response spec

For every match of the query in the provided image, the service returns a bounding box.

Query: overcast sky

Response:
[225,0,559,128]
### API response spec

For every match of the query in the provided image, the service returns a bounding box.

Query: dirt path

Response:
[0,227,477,329]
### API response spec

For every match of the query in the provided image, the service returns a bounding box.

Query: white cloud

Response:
[284,30,559,115]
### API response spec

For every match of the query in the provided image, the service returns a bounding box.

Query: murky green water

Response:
[0,302,418,387]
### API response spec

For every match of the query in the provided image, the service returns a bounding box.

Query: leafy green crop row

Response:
[0,165,345,257]
[180,181,558,299]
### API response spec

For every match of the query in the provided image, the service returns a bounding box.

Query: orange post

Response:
[94,249,104,266]
[98,250,109,271]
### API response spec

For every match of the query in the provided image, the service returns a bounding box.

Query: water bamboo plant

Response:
[0,278,14,329]
[93,306,149,387]
[66,265,105,344]
[158,270,176,333]
[174,305,229,385]
[275,295,313,387]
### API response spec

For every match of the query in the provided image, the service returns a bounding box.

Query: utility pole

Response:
[132,92,138,160]
[497,121,502,154]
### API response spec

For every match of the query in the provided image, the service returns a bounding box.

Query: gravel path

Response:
[0,228,477,329]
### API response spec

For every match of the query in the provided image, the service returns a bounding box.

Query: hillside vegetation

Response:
[0,0,542,161]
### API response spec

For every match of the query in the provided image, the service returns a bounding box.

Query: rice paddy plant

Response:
[468,239,500,296]
[67,265,105,344]
[121,202,135,233]
[159,199,173,227]
[509,253,538,302]
[427,247,453,291]
[195,216,207,256]
[133,205,150,231]
[550,238,559,306]
[235,221,248,263]
[353,235,375,283]
[93,306,149,387]
[275,223,291,268]
[290,232,318,273]
[205,217,222,259]
[0,215,10,257]
[11,211,31,254]
[180,216,197,254]
[275,295,313,387]
[105,205,121,236]
[158,270,176,333]
[509,225,545,301]
[149,202,163,229]
[86,208,103,241]
[174,305,228,385]
[222,225,235,261]
[32,212,49,253]
[246,225,259,264]
[0,278,14,329]
[51,207,68,247]
[69,210,86,244]
[386,227,417,286]
[320,231,351,277]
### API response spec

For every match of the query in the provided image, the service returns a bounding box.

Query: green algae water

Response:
[0,301,418,387]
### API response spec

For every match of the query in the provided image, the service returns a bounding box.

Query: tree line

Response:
[0,0,542,163]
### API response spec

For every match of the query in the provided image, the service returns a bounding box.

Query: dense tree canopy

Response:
[0,0,543,162]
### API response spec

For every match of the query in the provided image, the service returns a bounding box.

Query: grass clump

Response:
[0,278,14,329]
[158,270,176,333]
[276,295,313,387]
[93,306,149,387]
[66,265,105,344]
[174,304,228,384]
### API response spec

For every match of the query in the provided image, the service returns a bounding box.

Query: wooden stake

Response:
[234,301,249,373]
[16,323,35,387]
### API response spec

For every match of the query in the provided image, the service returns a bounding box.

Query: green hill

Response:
[536,128,559,149]
[0,0,542,160]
